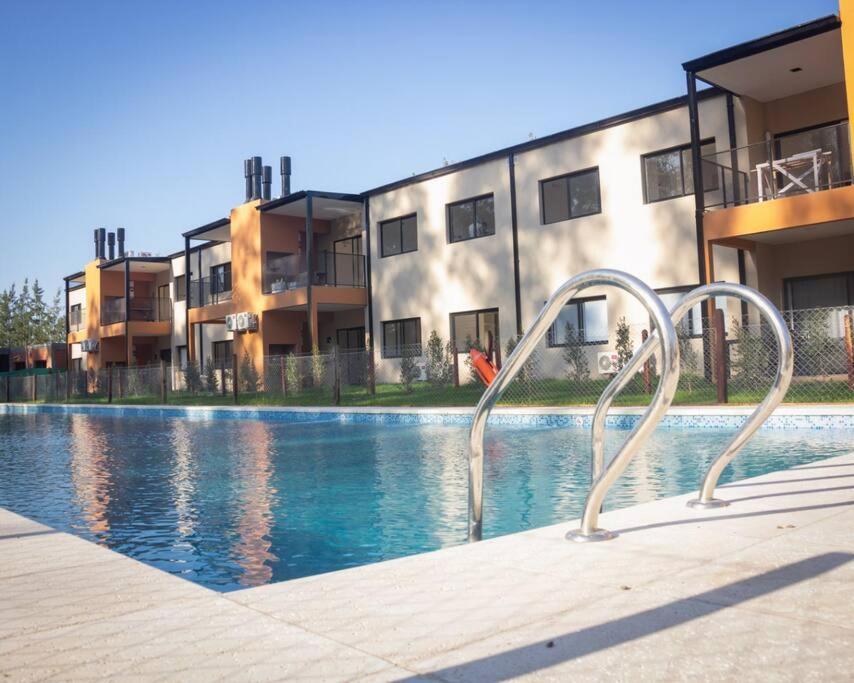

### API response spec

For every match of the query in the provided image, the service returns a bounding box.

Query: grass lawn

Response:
[38,376,854,408]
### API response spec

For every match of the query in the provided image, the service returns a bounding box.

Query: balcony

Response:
[702,121,852,211]
[188,277,233,308]
[69,308,86,332]
[263,251,366,294]
[101,297,172,325]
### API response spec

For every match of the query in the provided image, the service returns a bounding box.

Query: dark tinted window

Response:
[380,215,418,257]
[381,318,422,357]
[448,195,495,243]
[540,168,600,224]
[643,141,717,202]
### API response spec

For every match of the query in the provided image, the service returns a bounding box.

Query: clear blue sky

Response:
[0,0,837,293]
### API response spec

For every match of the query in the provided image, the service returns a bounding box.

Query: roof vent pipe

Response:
[97,228,106,260]
[107,232,116,261]
[117,227,125,258]
[251,156,263,199]
[280,156,291,197]
[93,229,100,259]
[262,166,272,200]
[243,159,253,202]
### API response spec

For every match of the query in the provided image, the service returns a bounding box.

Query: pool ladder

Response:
[468,271,794,543]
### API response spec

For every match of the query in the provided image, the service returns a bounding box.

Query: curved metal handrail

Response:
[468,269,680,543]
[591,282,793,509]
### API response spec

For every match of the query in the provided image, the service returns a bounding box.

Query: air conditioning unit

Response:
[597,351,618,375]
[81,339,100,353]
[225,314,237,332]
[235,312,258,332]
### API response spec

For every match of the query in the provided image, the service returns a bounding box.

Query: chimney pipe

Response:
[107,232,116,261]
[251,156,263,199]
[262,165,272,200]
[93,229,100,259]
[117,227,126,258]
[280,156,291,197]
[243,159,253,202]
[97,228,106,260]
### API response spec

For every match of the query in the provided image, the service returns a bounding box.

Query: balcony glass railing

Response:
[69,308,86,332]
[702,120,852,210]
[100,297,171,325]
[263,251,366,294]
[188,276,233,308]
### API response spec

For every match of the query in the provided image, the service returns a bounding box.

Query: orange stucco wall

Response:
[841,0,854,130]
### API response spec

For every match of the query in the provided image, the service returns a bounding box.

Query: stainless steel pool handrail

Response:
[590,282,794,509]
[468,269,680,543]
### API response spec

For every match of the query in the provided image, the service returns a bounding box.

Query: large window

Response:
[382,318,421,358]
[212,340,233,366]
[174,275,186,302]
[540,168,601,224]
[548,297,608,346]
[642,140,717,203]
[447,194,495,243]
[210,263,232,293]
[380,214,418,257]
[656,289,704,337]
[176,345,188,369]
[450,309,500,353]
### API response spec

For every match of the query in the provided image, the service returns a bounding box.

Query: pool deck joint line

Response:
[1,452,853,681]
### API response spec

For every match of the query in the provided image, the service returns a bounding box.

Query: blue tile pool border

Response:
[2,402,854,430]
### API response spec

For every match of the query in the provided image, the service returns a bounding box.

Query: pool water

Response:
[0,413,851,591]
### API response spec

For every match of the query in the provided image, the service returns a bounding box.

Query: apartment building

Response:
[64,4,854,383]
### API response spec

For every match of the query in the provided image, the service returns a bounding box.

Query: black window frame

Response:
[641,138,718,204]
[212,340,233,366]
[174,275,186,302]
[783,270,854,310]
[539,167,602,225]
[547,296,608,347]
[381,317,422,358]
[210,263,232,294]
[379,214,418,258]
[449,308,500,354]
[175,345,188,369]
[446,193,496,244]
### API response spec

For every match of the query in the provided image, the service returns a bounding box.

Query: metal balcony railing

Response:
[702,120,852,210]
[188,277,232,308]
[263,251,366,294]
[100,297,172,325]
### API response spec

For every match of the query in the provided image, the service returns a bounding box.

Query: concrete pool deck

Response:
[1,452,853,681]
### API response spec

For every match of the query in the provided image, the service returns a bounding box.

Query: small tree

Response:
[310,345,325,387]
[798,309,835,378]
[203,356,219,393]
[240,351,260,393]
[399,344,420,393]
[614,317,634,371]
[182,360,203,395]
[562,323,590,382]
[286,353,302,394]
[425,330,452,387]
[504,333,535,383]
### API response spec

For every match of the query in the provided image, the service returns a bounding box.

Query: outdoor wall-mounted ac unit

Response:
[235,312,258,332]
[80,339,100,353]
[597,351,618,375]
[225,314,237,332]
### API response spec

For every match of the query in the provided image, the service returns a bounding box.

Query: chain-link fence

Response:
[3,305,853,408]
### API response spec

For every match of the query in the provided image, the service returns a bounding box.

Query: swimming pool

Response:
[0,411,851,591]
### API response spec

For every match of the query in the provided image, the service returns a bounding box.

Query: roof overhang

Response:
[183,217,231,242]
[257,191,363,220]
[684,16,843,102]
[63,271,85,284]
[98,257,171,274]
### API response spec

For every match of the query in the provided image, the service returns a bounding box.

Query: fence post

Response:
[641,329,652,394]
[221,356,227,396]
[452,348,460,388]
[281,357,288,397]
[333,346,341,406]
[844,313,854,391]
[65,370,71,402]
[232,353,239,405]
[107,366,113,403]
[712,308,728,404]
[160,360,167,404]
[367,348,376,395]
[53,370,59,403]
[32,375,37,403]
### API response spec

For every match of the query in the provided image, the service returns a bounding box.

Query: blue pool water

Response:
[0,412,851,591]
